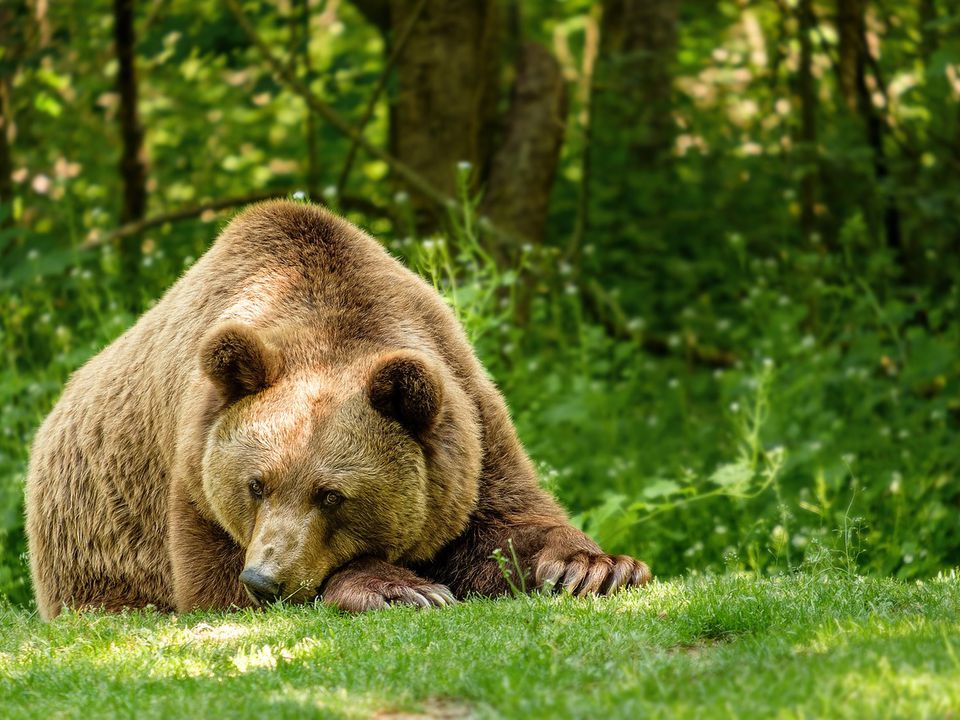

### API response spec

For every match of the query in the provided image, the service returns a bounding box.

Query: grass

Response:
[2,573,959,719]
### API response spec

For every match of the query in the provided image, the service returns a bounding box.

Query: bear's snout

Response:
[239,567,282,604]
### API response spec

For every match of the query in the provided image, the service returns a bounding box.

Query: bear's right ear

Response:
[199,322,279,403]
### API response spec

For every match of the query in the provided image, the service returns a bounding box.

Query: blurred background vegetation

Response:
[0,0,958,607]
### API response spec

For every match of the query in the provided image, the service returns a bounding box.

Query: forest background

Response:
[0,0,958,606]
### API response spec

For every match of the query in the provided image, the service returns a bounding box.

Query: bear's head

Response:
[197,322,481,604]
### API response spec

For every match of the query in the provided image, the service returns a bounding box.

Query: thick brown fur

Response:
[25,201,650,620]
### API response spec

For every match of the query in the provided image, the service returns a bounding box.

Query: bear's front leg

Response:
[168,489,253,611]
[422,516,651,599]
[322,557,455,612]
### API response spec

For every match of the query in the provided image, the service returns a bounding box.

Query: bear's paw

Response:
[322,559,456,612]
[536,551,651,597]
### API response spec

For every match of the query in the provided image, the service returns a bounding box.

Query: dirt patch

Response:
[373,697,475,720]
[668,636,735,657]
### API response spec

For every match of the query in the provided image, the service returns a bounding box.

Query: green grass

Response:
[2,573,959,719]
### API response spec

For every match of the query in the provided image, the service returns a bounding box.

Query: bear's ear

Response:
[200,322,279,403]
[367,351,444,435]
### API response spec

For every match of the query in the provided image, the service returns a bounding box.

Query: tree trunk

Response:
[388,0,501,223]
[567,7,600,262]
[837,0,862,111]
[584,0,679,240]
[0,1,26,226]
[0,74,13,225]
[798,0,817,238]
[114,0,148,226]
[597,0,679,169]
[480,43,567,253]
[919,0,938,61]
[850,3,902,255]
[351,0,389,32]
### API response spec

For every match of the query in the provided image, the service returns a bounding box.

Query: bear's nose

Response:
[239,567,282,604]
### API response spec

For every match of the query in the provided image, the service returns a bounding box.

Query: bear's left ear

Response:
[200,322,280,404]
[367,351,444,435]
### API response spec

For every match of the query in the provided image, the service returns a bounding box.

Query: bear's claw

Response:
[536,552,650,597]
[419,586,457,606]
[387,584,456,608]
[322,564,457,612]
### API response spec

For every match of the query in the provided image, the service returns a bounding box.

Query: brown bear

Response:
[25,200,650,619]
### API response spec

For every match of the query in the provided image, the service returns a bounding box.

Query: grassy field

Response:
[1,573,959,719]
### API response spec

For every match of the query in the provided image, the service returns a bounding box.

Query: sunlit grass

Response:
[2,572,958,719]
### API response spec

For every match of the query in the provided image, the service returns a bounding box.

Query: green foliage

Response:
[1,0,959,609]
[490,539,529,596]
[495,240,959,581]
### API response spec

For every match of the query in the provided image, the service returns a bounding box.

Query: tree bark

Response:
[388,0,501,221]
[584,0,679,239]
[0,72,13,225]
[798,0,817,238]
[351,0,390,32]
[0,1,27,225]
[837,0,862,111]
[114,0,148,226]
[567,7,600,262]
[597,0,679,168]
[919,0,938,61]
[479,43,567,252]
[850,3,902,254]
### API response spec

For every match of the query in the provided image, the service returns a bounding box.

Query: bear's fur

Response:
[26,201,650,619]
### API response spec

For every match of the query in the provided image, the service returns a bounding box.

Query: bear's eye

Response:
[248,477,264,499]
[316,490,343,508]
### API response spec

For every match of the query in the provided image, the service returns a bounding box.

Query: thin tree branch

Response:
[81,189,291,249]
[336,0,428,194]
[81,188,399,249]
[142,0,167,35]
[225,0,456,214]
